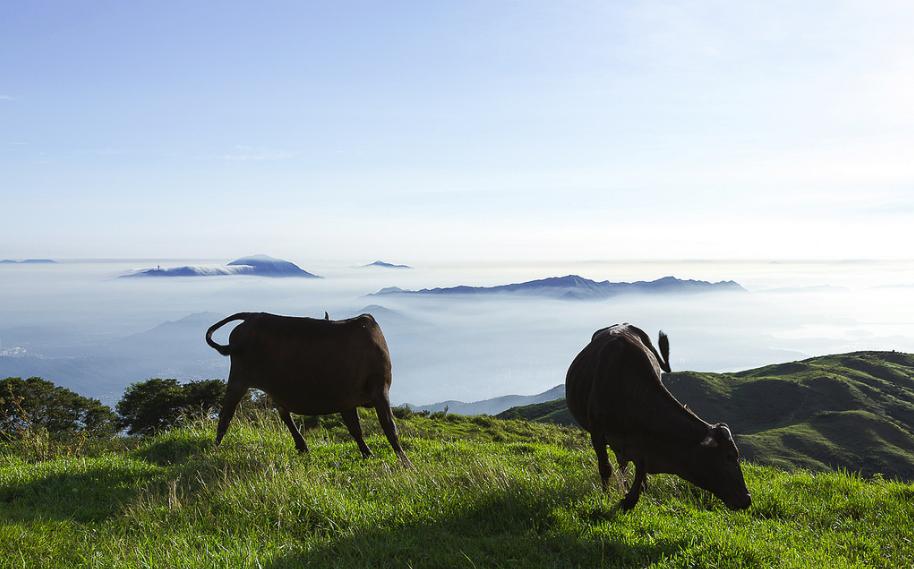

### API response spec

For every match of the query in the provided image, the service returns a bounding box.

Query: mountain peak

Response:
[124,255,319,278]
[364,260,412,269]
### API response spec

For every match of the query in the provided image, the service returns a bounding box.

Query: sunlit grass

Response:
[1,410,912,568]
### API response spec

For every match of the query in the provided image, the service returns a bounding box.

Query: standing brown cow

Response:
[566,323,750,510]
[206,312,410,464]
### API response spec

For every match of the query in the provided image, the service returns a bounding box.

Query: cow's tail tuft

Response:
[658,330,671,373]
[205,313,250,356]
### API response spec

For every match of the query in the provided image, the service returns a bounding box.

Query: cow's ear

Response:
[700,433,718,447]
[717,424,734,441]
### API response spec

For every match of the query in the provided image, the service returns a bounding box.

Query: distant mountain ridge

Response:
[495,351,914,480]
[374,274,744,300]
[122,255,319,278]
[0,259,57,264]
[410,384,564,416]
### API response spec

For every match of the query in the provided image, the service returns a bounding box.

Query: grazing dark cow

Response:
[205,312,410,464]
[566,323,750,510]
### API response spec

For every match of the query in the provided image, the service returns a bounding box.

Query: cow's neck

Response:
[652,381,710,444]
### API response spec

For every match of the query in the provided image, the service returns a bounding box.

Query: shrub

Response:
[0,376,117,440]
[117,378,240,435]
[392,405,414,419]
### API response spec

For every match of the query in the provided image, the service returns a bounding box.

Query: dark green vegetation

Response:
[2,376,270,441]
[117,378,241,435]
[497,351,914,480]
[498,397,573,424]
[2,409,913,568]
[0,377,117,440]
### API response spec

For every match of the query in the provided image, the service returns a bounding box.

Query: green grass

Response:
[2,410,914,568]
[498,351,914,480]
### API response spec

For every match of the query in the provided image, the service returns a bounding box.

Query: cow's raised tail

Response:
[206,313,251,356]
[657,331,671,373]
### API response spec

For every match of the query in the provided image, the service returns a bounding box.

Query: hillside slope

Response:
[2,411,913,567]
[497,351,914,480]
[413,384,564,415]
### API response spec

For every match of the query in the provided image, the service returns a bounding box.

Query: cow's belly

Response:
[253,373,379,414]
[231,335,388,414]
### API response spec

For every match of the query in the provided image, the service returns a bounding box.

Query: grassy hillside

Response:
[3,409,914,567]
[497,351,914,480]
[498,397,574,424]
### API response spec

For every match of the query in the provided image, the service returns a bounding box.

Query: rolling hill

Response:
[497,351,914,480]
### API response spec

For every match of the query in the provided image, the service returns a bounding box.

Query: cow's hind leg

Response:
[620,459,647,511]
[590,432,613,489]
[341,408,372,458]
[215,380,247,446]
[278,407,308,453]
[374,396,411,466]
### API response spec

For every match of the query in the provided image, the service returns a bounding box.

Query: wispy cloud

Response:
[220,145,297,162]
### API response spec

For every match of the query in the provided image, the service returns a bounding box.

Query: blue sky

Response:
[2,1,913,261]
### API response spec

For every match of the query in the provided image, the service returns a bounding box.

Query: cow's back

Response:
[228,313,391,413]
[565,324,656,434]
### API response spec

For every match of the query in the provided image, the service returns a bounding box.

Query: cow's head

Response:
[685,423,751,510]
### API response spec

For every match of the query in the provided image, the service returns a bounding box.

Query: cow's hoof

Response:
[620,497,638,512]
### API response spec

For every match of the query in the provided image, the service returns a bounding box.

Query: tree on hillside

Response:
[0,377,118,440]
[116,378,270,435]
[116,378,186,435]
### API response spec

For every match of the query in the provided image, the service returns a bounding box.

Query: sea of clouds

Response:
[1,259,912,406]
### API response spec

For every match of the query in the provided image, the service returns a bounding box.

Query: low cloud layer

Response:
[1,260,912,405]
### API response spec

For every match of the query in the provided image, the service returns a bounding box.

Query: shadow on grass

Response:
[0,462,158,523]
[134,435,211,466]
[0,437,217,523]
[264,489,686,569]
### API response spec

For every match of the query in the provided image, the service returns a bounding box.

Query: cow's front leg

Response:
[620,459,646,511]
[590,432,612,489]
[614,451,630,493]
[341,408,372,458]
[215,382,247,446]
[277,407,309,453]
